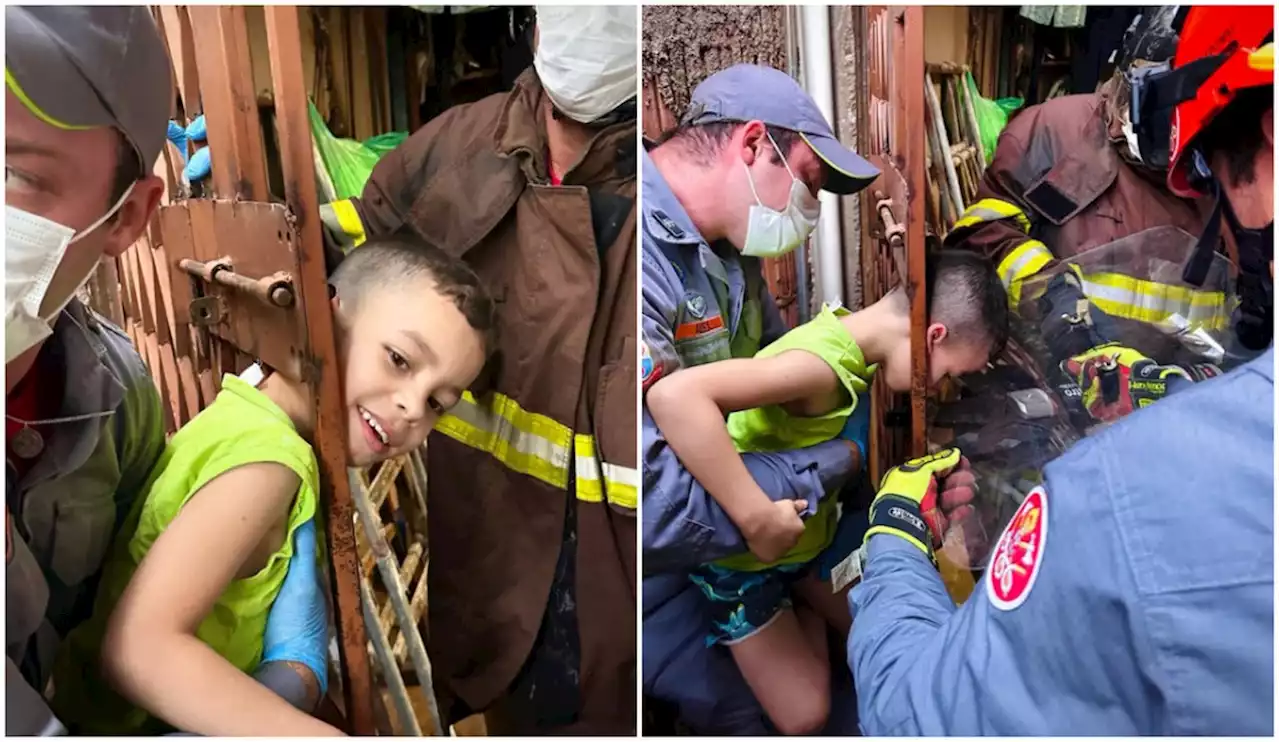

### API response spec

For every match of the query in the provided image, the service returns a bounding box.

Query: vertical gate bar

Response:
[262,6,376,735]
[350,471,445,736]
[901,6,929,457]
[359,575,423,736]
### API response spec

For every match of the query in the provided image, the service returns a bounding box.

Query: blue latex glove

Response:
[166,120,189,164]
[260,518,329,695]
[185,146,211,183]
[185,114,208,143]
[838,392,871,464]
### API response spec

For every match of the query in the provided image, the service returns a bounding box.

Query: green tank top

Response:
[50,373,320,735]
[715,304,876,572]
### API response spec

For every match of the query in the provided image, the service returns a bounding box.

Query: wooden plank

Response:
[367,8,392,134]
[349,8,375,141]
[386,10,409,132]
[328,7,353,138]
[264,7,375,735]
[121,244,156,336]
[157,6,200,120]
[189,6,270,200]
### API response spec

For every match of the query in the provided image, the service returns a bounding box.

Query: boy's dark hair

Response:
[655,121,803,168]
[1193,85,1273,187]
[329,233,497,355]
[926,250,1009,357]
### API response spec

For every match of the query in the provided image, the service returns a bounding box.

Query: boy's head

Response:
[880,250,1008,392]
[329,235,495,466]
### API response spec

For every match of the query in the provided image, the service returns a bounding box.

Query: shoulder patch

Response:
[986,486,1048,611]
[685,293,707,319]
[641,340,664,391]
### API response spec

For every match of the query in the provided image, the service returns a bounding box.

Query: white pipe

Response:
[800,5,844,309]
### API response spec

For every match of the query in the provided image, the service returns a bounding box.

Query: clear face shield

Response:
[930,226,1240,591]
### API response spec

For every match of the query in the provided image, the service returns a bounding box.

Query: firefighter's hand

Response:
[865,448,967,563]
[741,499,809,564]
[1063,343,1219,423]
[261,518,329,695]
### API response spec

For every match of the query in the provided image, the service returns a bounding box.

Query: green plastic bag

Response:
[965,71,1024,166]
[308,101,408,200]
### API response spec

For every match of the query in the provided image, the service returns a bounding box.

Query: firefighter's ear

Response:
[738,120,768,166]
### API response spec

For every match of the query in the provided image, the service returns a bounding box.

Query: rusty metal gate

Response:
[108,6,380,734]
[857,6,929,483]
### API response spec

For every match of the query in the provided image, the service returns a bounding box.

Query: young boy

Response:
[646,250,1007,735]
[49,236,495,736]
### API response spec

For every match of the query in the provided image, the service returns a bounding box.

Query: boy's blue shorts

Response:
[688,562,809,646]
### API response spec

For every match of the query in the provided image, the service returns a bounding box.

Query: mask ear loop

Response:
[69,180,136,246]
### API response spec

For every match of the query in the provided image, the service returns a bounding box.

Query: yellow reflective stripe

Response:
[1079,271,1229,330]
[434,393,638,508]
[435,391,572,490]
[574,435,639,510]
[998,239,1054,304]
[952,198,1031,233]
[330,200,367,249]
[5,69,93,131]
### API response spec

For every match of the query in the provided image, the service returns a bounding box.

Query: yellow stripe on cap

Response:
[5,68,93,131]
[797,131,877,185]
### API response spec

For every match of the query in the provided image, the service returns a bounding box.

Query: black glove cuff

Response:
[868,494,932,550]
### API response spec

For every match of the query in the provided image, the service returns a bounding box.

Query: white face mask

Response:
[533,6,637,124]
[5,183,133,364]
[740,134,821,259]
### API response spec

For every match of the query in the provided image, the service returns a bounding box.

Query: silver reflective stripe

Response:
[438,394,572,488]
[998,242,1053,288]
[1079,277,1227,327]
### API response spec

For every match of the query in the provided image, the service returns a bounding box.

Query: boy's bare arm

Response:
[101,463,344,737]
[647,350,841,561]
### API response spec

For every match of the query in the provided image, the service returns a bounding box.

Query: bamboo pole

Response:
[350,470,444,736]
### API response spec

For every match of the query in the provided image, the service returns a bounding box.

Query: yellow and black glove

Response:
[865,448,975,564]
[1063,343,1221,423]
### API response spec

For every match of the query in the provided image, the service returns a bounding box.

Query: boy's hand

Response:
[741,499,808,563]
[262,518,329,697]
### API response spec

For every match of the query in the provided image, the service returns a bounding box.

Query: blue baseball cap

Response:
[681,63,880,195]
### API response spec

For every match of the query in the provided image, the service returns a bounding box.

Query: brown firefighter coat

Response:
[324,69,637,733]
[944,85,1220,322]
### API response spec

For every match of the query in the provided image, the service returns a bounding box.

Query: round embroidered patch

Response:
[986,486,1048,611]
[641,341,653,381]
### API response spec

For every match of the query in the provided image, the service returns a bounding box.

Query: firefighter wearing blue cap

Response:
[5,6,329,735]
[641,63,879,733]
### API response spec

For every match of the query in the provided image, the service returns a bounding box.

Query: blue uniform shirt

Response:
[641,148,860,734]
[640,149,856,574]
[848,347,1275,735]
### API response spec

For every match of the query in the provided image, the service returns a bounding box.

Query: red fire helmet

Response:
[1167,6,1274,197]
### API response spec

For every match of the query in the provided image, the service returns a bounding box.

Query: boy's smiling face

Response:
[334,277,487,467]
